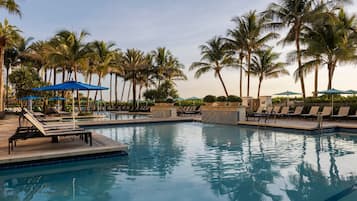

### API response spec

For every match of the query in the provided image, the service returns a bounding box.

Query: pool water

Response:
[1,122,357,201]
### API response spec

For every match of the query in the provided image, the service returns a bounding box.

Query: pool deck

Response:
[238,118,357,134]
[0,115,201,168]
[0,115,128,169]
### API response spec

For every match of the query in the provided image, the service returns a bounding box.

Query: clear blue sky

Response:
[2,0,357,100]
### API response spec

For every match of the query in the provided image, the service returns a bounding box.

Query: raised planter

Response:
[201,105,246,125]
[0,111,5,119]
[151,103,177,118]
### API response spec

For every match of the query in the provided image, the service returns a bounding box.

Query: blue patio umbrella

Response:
[318,88,348,115]
[19,96,41,111]
[33,81,108,127]
[274,91,301,106]
[344,90,357,95]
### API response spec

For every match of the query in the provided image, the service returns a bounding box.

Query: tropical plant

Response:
[227,95,242,102]
[302,9,357,90]
[264,0,318,98]
[0,19,20,112]
[216,96,227,102]
[49,30,91,111]
[203,95,216,103]
[231,10,278,97]
[190,37,235,97]
[0,0,21,16]
[250,48,289,97]
[121,49,148,109]
[90,40,120,106]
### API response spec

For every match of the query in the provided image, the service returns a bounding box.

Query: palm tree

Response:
[0,19,20,112]
[302,9,357,90]
[49,30,91,112]
[264,0,318,98]
[4,36,33,106]
[232,11,278,97]
[225,28,246,97]
[190,37,235,97]
[121,49,147,109]
[151,47,186,87]
[0,0,21,16]
[250,48,289,97]
[90,40,119,106]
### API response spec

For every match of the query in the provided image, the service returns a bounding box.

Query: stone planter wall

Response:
[201,106,246,125]
[151,104,177,118]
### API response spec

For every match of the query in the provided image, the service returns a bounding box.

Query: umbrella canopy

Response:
[174,97,185,101]
[186,96,201,100]
[318,88,346,95]
[19,96,41,100]
[344,90,357,94]
[33,81,108,128]
[48,96,66,101]
[318,88,348,115]
[274,91,301,96]
[33,81,108,91]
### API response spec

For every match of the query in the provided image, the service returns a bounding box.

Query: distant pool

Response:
[62,111,149,122]
[1,122,356,201]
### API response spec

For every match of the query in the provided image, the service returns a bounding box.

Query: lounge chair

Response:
[8,113,92,154]
[313,106,332,117]
[286,106,304,117]
[331,106,350,118]
[272,106,281,114]
[301,106,319,118]
[276,106,289,117]
[348,110,357,119]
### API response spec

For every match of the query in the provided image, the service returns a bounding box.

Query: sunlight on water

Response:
[0,122,356,201]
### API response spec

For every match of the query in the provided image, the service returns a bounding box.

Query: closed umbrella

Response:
[33,81,108,128]
[318,88,347,115]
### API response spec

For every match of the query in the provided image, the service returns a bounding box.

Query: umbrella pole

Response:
[331,94,333,115]
[72,90,75,129]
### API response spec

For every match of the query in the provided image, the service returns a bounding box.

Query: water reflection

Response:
[0,123,356,201]
[193,125,357,201]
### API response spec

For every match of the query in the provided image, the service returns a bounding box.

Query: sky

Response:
[2,0,357,100]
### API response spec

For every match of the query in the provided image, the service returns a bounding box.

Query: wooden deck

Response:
[0,115,128,168]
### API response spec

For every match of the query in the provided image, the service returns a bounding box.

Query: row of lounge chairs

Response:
[106,105,150,112]
[8,109,92,154]
[248,105,357,121]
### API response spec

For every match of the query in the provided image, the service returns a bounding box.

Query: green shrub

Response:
[216,96,226,102]
[203,95,216,103]
[227,95,242,102]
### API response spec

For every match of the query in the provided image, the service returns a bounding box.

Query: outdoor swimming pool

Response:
[0,122,356,201]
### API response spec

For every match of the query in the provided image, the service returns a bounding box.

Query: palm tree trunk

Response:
[257,77,263,98]
[239,54,244,97]
[247,51,251,97]
[48,68,52,84]
[0,45,5,112]
[74,70,81,112]
[5,64,10,108]
[132,74,137,110]
[127,81,131,102]
[314,65,318,97]
[115,74,118,105]
[109,72,112,107]
[61,68,66,110]
[94,74,101,104]
[44,68,47,83]
[86,72,92,111]
[53,67,57,85]
[217,71,229,97]
[327,63,333,90]
[295,24,306,98]
[121,80,126,102]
